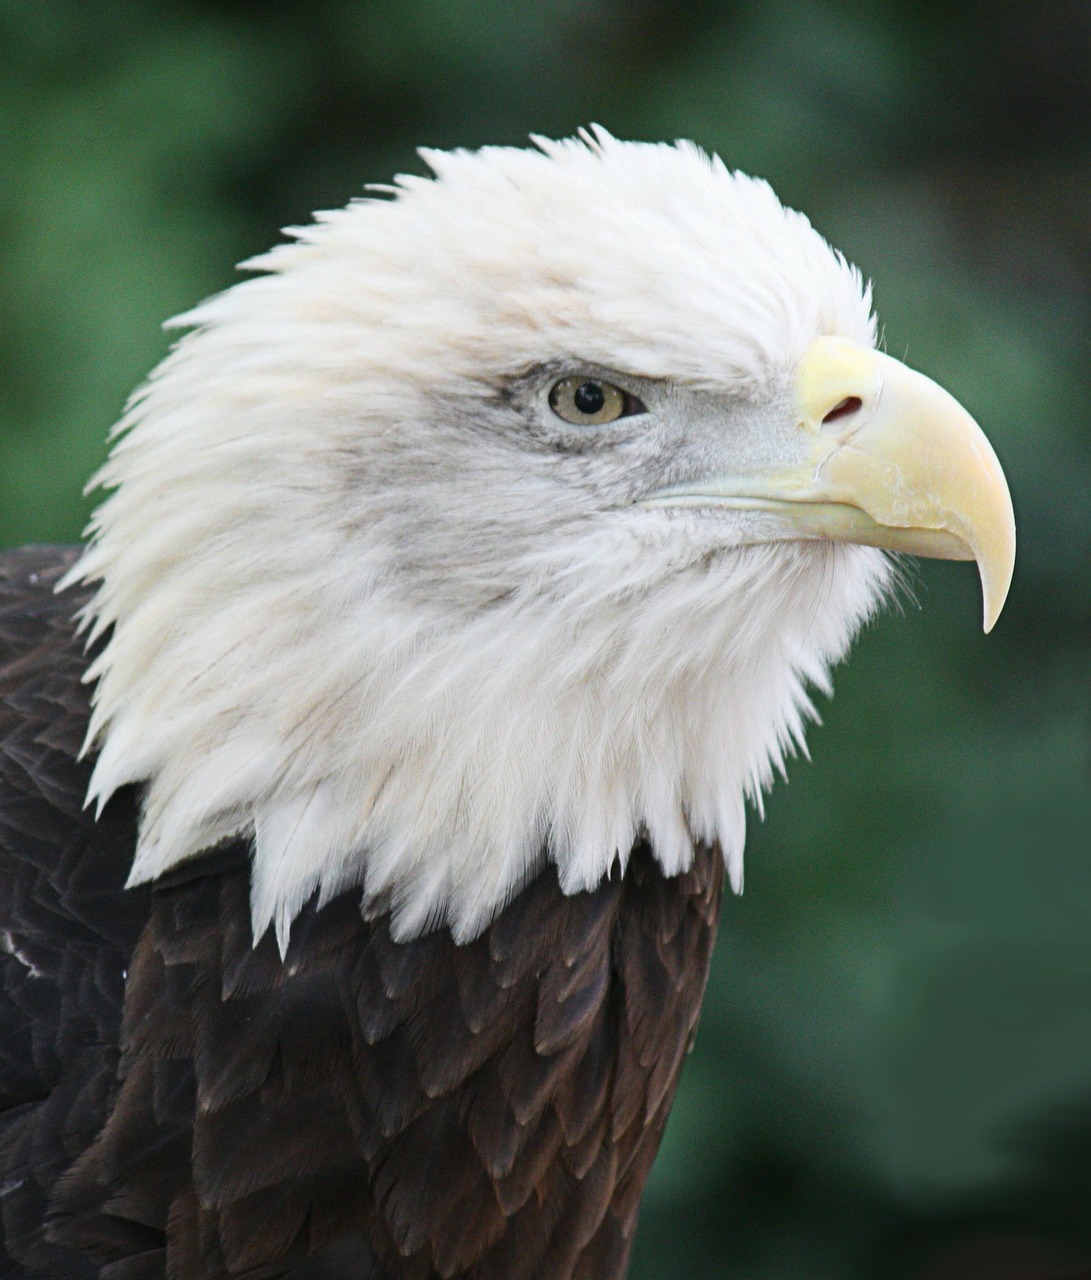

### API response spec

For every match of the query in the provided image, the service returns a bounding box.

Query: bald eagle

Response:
[0,132,1013,1279]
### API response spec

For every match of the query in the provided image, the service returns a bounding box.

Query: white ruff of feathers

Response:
[67,131,890,952]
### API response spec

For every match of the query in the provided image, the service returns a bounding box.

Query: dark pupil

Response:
[573,382,605,415]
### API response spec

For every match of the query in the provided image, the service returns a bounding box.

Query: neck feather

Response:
[72,521,888,952]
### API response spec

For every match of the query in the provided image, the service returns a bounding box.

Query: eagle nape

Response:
[0,130,1014,1279]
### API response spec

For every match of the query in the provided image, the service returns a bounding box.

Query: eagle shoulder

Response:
[0,546,147,1277]
[48,842,721,1278]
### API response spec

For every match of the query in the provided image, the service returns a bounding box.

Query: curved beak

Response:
[646,337,1016,632]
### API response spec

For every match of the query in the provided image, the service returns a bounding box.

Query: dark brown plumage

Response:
[0,547,723,1279]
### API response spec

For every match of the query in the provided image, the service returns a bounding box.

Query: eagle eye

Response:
[548,377,644,426]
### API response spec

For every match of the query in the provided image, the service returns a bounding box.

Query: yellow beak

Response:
[649,337,1016,632]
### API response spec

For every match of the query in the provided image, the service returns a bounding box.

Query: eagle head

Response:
[69,130,1015,952]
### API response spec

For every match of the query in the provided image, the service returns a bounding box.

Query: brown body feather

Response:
[0,547,724,1279]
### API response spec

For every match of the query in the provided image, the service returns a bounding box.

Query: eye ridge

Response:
[548,375,646,426]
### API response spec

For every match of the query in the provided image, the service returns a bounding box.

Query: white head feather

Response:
[67,129,890,952]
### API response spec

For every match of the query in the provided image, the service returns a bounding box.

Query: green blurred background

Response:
[2,2,1089,1277]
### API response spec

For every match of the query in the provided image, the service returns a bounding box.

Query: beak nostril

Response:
[822,396,863,426]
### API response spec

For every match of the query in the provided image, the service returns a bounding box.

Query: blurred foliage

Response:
[2,1,1089,1276]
